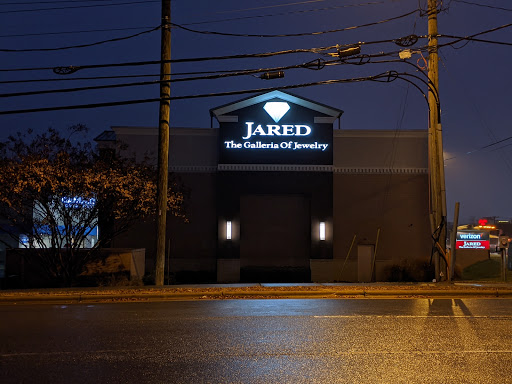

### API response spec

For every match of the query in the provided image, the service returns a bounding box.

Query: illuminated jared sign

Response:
[242,122,311,139]
[218,99,333,165]
[456,231,490,250]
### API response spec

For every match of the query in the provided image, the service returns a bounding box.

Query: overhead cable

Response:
[439,34,512,47]
[1,2,387,39]
[0,59,341,97]
[452,0,512,12]
[0,0,158,14]
[184,2,386,26]
[54,47,422,76]
[0,71,401,115]
[171,9,419,38]
[51,45,342,74]
[0,35,425,75]
[0,44,333,73]
[1,55,419,86]
[0,26,157,39]
[1,0,148,3]
[218,0,350,13]
[0,25,160,52]
[0,73,160,85]
[438,23,512,49]
[445,136,512,161]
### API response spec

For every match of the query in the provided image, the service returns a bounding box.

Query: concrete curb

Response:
[2,285,512,304]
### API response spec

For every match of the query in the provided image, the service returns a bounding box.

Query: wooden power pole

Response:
[428,0,447,281]
[155,0,171,286]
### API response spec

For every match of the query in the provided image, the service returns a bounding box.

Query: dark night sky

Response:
[1,0,511,222]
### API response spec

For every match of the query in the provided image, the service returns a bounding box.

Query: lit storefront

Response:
[98,90,432,283]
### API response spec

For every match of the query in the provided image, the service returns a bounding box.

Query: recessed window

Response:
[226,221,232,240]
[319,222,326,241]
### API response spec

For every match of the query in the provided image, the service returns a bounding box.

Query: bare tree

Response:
[0,126,184,286]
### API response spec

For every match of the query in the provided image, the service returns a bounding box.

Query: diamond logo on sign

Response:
[263,102,290,123]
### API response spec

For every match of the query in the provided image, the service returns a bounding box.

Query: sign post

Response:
[499,235,509,281]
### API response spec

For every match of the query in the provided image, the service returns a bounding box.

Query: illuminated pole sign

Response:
[455,230,490,250]
[219,100,333,165]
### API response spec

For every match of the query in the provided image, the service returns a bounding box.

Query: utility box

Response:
[358,245,374,283]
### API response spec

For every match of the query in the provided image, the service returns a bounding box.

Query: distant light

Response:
[226,221,232,240]
[319,222,326,241]
[474,225,496,230]
[263,102,290,123]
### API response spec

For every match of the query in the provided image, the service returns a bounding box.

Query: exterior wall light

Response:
[226,221,232,240]
[319,222,326,241]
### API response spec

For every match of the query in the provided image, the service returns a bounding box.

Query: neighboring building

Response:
[96,90,432,283]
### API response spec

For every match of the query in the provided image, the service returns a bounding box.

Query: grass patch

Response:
[461,254,512,281]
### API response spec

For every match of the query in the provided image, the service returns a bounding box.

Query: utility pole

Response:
[428,0,447,281]
[155,0,171,286]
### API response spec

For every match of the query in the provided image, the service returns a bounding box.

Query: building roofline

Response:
[210,90,344,120]
[93,130,116,142]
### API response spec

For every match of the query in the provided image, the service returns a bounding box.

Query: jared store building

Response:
[97,90,432,283]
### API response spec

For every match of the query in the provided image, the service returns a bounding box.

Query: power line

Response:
[1,1,387,39]
[0,73,160,85]
[439,34,512,47]
[184,2,387,26]
[1,0,143,4]
[1,52,421,86]
[171,9,419,38]
[0,49,320,73]
[0,79,163,98]
[1,54,424,90]
[0,32,427,74]
[0,59,330,86]
[0,26,155,39]
[445,136,512,161]
[5,54,425,97]
[216,0,404,13]
[0,59,344,98]
[0,71,402,115]
[3,45,341,74]
[0,26,159,52]
[452,0,512,12]
[0,45,421,79]
[217,0,343,13]
[438,23,512,49]
[438,45,512,172]
[0,0,158,14]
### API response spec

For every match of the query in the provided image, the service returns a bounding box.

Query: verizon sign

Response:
[456,230,490,250]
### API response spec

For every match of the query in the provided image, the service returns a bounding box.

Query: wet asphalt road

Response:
[1,298,512,383]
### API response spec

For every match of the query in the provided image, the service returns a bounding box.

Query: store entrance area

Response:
[239,194,311,282]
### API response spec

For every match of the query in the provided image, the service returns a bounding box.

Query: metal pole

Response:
[502,249,507,282]
[339,235,356,281]
[449,202,460,281]
[155,0,171,286]
[371,228,380,282]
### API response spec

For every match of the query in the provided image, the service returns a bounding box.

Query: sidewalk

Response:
[2,281,512,304]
